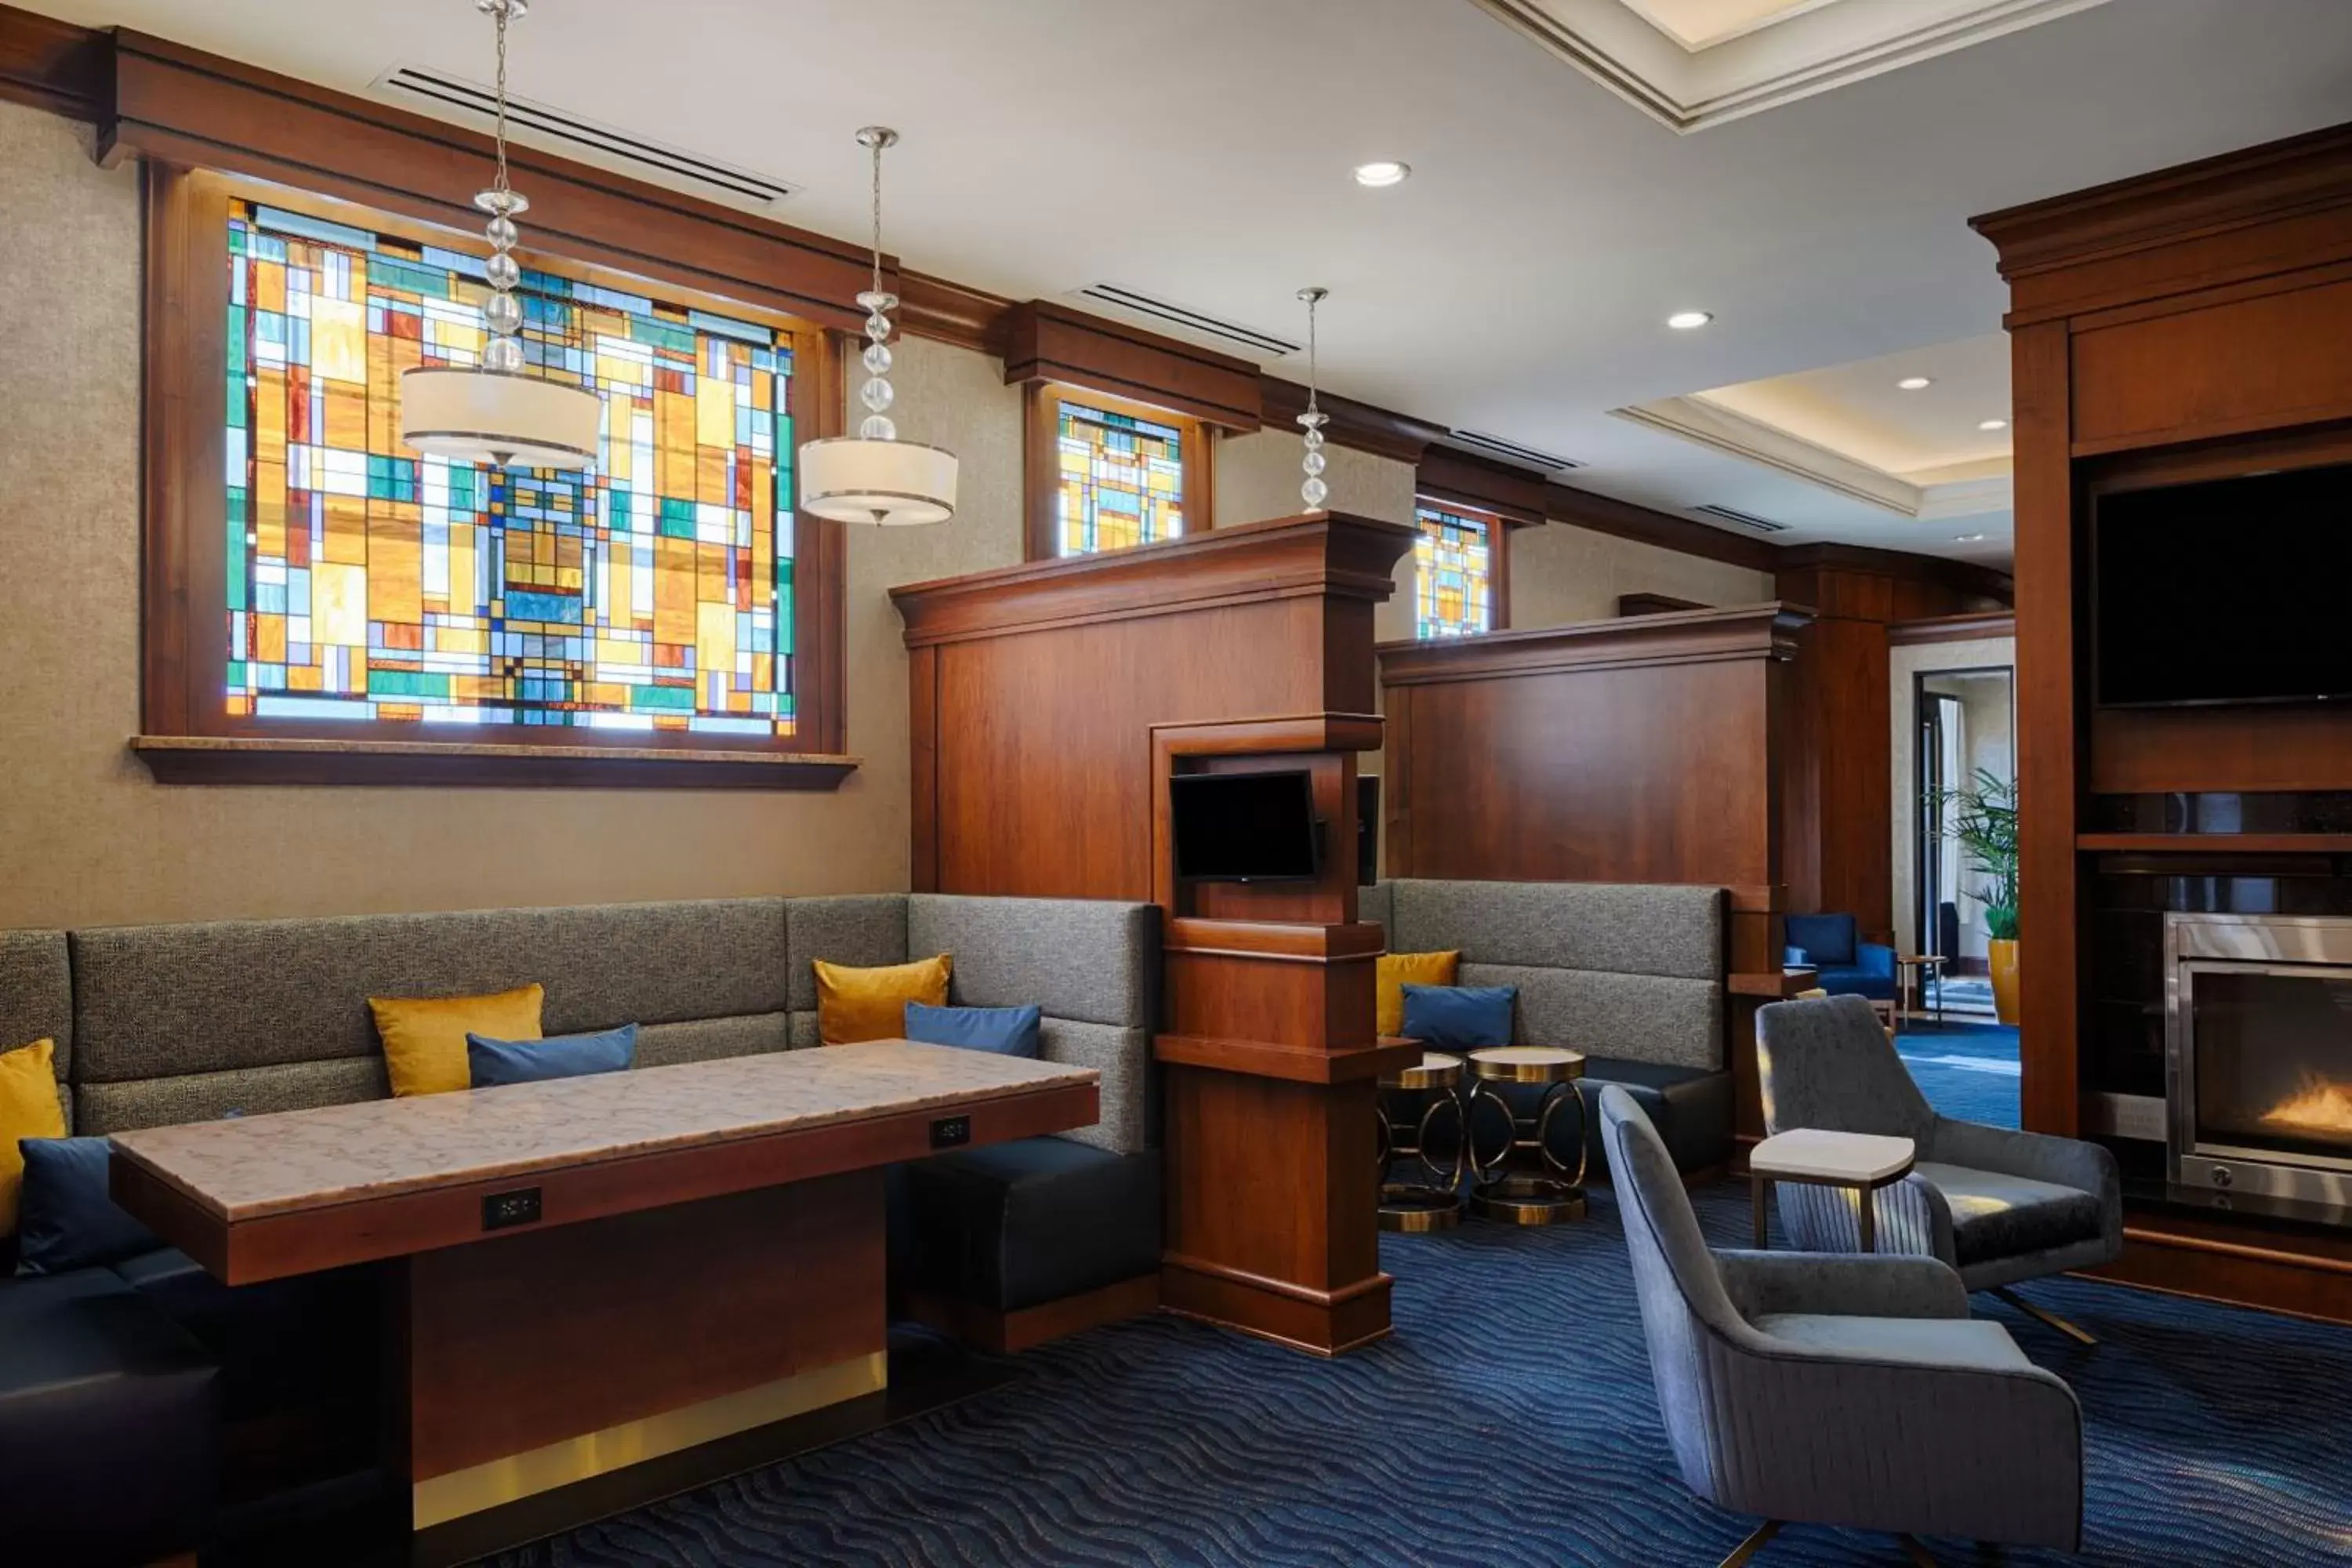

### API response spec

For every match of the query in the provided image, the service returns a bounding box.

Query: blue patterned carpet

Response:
[1898,1021,2021,1129]
[488,1180,2352,1568]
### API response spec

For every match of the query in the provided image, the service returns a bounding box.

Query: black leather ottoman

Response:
[893,1137,1160,1315]
[0,1269,217,1566]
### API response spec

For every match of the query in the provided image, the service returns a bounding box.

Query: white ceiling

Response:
[1697,333,2015,481]
[36,0,2352,569]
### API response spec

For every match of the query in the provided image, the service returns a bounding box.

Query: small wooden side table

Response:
[1749,1129,1917,1252]
[1894,953,1948,1030]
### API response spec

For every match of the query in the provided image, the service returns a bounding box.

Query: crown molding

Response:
[1613,394,2012,521]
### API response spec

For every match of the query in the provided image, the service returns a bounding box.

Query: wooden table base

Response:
[401,1172,887,1531]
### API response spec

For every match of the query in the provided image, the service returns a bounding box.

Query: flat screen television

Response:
[1356,775,1381,886]
[2092,461,2352,708]
[1171,770,1321,884]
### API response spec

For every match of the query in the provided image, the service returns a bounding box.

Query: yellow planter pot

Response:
[1988,938,2021,1026]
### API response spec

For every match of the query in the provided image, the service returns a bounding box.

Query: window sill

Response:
[129,735,860,791]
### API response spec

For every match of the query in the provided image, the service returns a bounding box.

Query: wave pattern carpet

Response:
[485,1181,2351,1568]
[1897,1020,2021,1129]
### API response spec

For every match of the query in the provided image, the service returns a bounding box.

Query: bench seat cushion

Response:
[892,1138,1160,1313]
[0,1269,216,1566]
[1576,1057,1733,1178]
[111,1247,376,1425]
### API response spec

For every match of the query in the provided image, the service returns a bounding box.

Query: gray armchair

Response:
[1602,1087,2083,1566]
[1756,993,2122,1345]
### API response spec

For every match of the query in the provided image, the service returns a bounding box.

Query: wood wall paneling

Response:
[1415,448,1548,527]
[1973,117,2352,1301]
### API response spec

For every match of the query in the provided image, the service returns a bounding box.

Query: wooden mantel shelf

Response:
[129,735,860,790]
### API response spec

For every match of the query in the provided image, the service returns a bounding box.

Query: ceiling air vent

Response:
[1446,429,1581,471]
[1073,283,1303,358]
[376,65,797,206]
[1691,503,1790,534]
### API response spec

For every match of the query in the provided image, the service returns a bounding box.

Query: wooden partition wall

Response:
[1377,604,1817,1152]
[1972,121,2352,1320]
[894,513,1421,1354]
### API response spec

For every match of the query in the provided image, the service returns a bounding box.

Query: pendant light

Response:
[1296,286,1330,512]
[400,0,601,470]
[798,128,959,527]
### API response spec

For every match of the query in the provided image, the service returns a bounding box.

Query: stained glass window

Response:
[223,199,798,737]
[1056,399,1185,555]
[1414,503,1495,638]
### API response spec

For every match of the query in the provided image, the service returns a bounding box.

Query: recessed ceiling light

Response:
[1978,417,2009,431]
[1352,161,1410,187]
[1897,376,1933,390]
[1954,532,1987,543]
[1666,310,1713,330]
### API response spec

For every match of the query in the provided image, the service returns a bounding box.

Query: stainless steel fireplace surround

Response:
[2165,913,2352,1215]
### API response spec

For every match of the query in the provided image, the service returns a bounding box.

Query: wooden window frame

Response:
[136,166,853,789]
[1409,497,1511,637]
[1023,383,1215,562]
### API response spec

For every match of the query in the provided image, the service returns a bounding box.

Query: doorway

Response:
[1906,664,2018,1126]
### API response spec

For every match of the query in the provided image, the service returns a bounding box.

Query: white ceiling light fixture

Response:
[1667,310,1714,330]
[798,128,958,527]
[400,0,601,471]
[1297,286,1331,512]
[1954,532,1988,543]
[1896,376,1933,390]
[1352,160,1412,187]
[1978,417,2009,431]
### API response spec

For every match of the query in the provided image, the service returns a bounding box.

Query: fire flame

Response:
[2259,1075,2352,1139]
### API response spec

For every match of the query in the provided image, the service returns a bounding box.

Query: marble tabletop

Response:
[1748,1128,1916,1184]
[111,1040,1097,1223]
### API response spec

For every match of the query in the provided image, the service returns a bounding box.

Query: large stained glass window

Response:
[223,199,799,738]
[1055,397,1186,555]
[1414,503,1495,638]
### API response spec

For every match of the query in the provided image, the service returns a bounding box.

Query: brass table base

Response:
[1378,1182,1465,1232]
[1467,1173,1588,1225]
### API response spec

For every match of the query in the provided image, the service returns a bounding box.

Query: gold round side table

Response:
[1465,1046,1589,1224]
[1376,1051,1467,1232]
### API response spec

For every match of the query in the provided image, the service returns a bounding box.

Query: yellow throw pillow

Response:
[369,984,544,1098]
[0,1039,67,1234]
[815,955,952,1045]
[1377,950,1461,1039]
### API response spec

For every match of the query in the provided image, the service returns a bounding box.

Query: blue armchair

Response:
[1784,913,1895,1002]
[1757,994,2124,1346]
[1602,1087,2083,1566]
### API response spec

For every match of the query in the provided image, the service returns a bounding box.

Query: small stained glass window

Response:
[1056,399,1186,556]
[223,199,799,737]
[1414,503,1495,638]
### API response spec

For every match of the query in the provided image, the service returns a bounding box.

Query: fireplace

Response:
[2166,913,2352,1215]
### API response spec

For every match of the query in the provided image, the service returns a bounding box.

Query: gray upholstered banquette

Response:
[1360,877,1733,1173]
[24,894,1154,1156]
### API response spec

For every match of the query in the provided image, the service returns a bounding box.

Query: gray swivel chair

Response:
[1602,1087,2083,1567]
[1756,993,2122,1344]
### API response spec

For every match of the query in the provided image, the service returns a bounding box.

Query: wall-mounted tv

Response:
[2092,461,2352,709]
[1171,770,1321,884]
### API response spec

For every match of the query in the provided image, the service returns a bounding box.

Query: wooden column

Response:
[894,513,1421,1352]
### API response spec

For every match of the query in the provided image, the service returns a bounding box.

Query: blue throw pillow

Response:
[1400,984,1516,1051]
[903,1001,1043,1058]
[16,1136,162,1276]
[466,1023,637,1088]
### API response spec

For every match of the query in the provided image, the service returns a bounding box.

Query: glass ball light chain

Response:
[855,127,901,441]
[476,0,531,376]
[1297,286,1330,510]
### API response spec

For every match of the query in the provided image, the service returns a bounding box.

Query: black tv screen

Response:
[2093,463,2352,708]
[1171,770,1320,883]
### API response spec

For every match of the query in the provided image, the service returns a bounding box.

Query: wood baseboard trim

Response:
[1158,1256,1393,1356]
[904,1274,1161,1355]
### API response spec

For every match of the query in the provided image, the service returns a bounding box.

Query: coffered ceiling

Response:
[26,0,2352,570]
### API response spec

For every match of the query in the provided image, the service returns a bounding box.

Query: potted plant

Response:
[1932,768,2020,1025]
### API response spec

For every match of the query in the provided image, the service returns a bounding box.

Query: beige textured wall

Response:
[1510,521,1776,630]
[1889,637,2016,955]
[1214,426,1421,643]
[0,103,1023,931]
